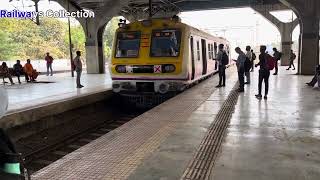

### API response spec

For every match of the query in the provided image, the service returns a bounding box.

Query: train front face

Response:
[110,19,188,95]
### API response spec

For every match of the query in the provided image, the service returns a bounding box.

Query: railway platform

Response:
[0,72,112,131]
[25,67,320,180]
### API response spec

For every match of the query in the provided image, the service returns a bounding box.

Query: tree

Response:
[0,31,17,60]
[104,17,120,59]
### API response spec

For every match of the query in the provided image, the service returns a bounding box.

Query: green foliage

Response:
[0,31,17,60]
[104,17,120,59]
[0,17,119,61]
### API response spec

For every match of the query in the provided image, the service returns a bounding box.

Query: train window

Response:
[196,41,200,61]
[150,29,181,57]
[190,37,195,61]
[115,31,141,58]
[211,44,214,60]
[214,42,218,59]
[208,44,211,59]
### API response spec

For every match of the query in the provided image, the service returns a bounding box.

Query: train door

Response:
[190,37,195,80]
[214,42,218,70]
[201,39,207,75]
[226,45,230,64]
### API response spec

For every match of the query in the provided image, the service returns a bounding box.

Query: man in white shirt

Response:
[73,51,84,88]
[234,47,246,92]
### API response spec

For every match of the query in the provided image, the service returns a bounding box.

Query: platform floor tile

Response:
[32,67,239,180]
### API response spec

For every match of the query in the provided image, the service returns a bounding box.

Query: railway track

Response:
[13,99,146,174]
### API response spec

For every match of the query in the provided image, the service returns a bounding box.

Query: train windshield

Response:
[115,31,141,58]
[151,29,181,57]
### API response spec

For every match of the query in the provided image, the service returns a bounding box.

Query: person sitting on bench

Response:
[23,59,38,82]
[13,60,29,84]
[306,64,320,87]
[0,62,14,85]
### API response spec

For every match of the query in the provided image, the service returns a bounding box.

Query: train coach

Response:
[110,17,231,97]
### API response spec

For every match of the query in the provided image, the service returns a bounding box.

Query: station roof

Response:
[70,0,281,13]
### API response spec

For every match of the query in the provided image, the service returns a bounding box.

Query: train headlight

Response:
[162,64,176,73]
[115,65,126,73]
[158,83,169,94]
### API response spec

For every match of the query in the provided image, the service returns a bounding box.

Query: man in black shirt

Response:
[13,60,25,84]
[272,48,281,75]
[255,46,270,100]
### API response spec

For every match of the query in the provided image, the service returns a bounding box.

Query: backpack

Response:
[252,52,256,60]
[266,55,275,70]
[71,60,76,71]
[279,52,282,59]
[222,52,229,65]
[292,53,296,60]
[244,57,252,72]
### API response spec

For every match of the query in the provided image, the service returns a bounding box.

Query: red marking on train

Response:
[154,65,161,73]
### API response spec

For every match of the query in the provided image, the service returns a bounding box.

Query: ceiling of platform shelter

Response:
[69,0,281,17]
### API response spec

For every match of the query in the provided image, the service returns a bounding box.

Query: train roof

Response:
[119,18,229,44]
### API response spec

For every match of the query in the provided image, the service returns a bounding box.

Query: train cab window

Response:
[196,41,200,61]
[115,31,141,58]
[150,29,181,57]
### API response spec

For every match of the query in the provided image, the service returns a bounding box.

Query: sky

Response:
[2,0,300,53]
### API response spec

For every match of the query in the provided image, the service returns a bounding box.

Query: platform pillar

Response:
[252,4,299,66]
[82,21,108,74]
[279,0,320,75]
[54,0,124,74]
[298,16,319,75]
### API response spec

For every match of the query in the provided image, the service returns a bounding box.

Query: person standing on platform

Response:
[216,44,228,88]
[45,52,54,76]
[255,45,270,100]
[272,48,282,75]
[286,50,296,70]
[250,49,256,72]
[234,47,246,92]
[73,51,84,88]
[244,46,252,84]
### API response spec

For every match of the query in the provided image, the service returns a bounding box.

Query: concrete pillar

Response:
[54,0,125,74]
[279,20,299,66]
[252,4,299,66]
[82,20,108,74]
[299,16,319,74]
[279,0,320,75]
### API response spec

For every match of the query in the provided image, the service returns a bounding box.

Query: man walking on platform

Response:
[45,52,54,76]
[73,51,84,88]
[234,47,246,92]
[272,48,281,75]
[255,45,270,100]
[216,44,228,88]
[286,50,296,70]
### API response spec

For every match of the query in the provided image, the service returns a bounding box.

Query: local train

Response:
[110,17,231,96]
